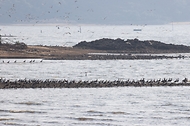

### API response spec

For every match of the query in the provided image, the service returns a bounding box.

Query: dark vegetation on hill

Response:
[73,38,190,53]
[1,38,190,60]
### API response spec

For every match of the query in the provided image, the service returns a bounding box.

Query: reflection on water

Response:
[0,87,190,126]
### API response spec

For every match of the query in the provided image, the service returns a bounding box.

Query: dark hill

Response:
[73,38,190,53]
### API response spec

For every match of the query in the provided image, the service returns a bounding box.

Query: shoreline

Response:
[0,45,189,60]
[0,78,189,89]
[1,38,190,60]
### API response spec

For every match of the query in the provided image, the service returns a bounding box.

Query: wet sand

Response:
[0,45,189,60]
[0,45,101,59]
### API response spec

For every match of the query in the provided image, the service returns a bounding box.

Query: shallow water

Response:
[0,87,190,126]
[1,24,190,125]
[0,58,190,82]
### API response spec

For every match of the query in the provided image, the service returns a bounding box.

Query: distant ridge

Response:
[73,38,190,53]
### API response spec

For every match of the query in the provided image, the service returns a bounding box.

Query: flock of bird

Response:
[0,0,151,44]
[0,77,189,89]
[0,0,89,43]
[1,60,43,64]
[0,0,88,25]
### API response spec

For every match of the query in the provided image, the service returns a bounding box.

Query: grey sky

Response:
[0,0,190,25]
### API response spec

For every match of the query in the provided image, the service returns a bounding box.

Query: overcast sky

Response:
[0,0,190,25]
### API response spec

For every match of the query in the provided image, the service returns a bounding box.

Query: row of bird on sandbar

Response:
[1,60,43,63]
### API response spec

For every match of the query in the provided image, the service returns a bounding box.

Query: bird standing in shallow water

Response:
[182,78,188,83]
[85,72,87,76]
[174,79,179,83]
